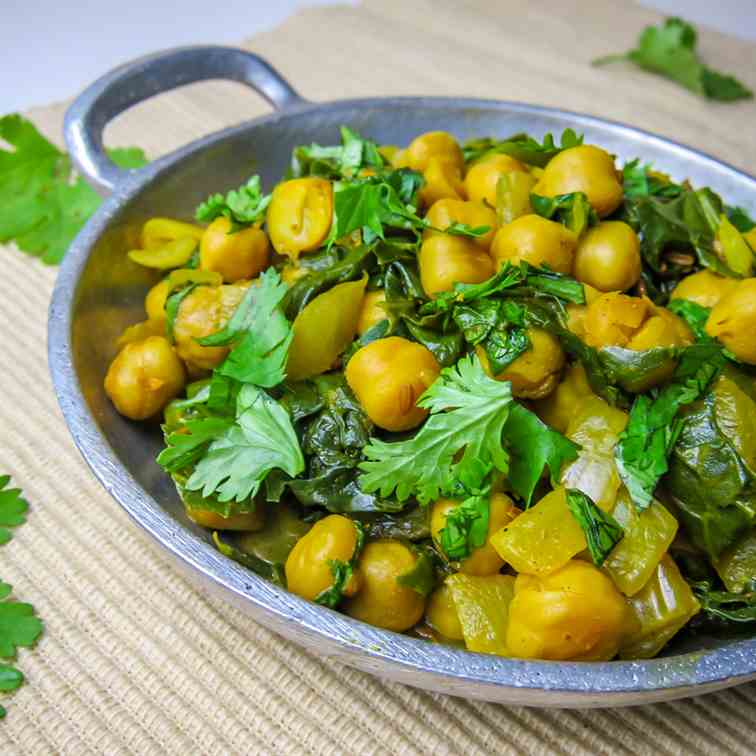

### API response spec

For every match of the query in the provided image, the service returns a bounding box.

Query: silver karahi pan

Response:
[49,46,756,707]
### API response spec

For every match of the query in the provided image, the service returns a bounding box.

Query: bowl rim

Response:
[48,95,756,704]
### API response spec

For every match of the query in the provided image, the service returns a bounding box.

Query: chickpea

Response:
[104,336,186,420]
[670,269,739,308]
[420,155,466,207]
[506,560,630,661]
[187,506,265,531]
[357,290,387,336]
[431,493,519,575]
[535,145,623,217]
[477,328,565,399]
[490,214,577,274]
[285,515,362,602]
[345,337,440,431]
[199,216,270,283]
[463,153,528,207]
[344,539,426,631]
[419,235,495,298]
[582,292,649,348]
[144,277,172,323]
[267,178,333,260]
[406,130,464,173]
[573,221,642,292]
[423,198,497,250]
[534,363,593,433]
[425,582,463,640]
[706,278,756,364]
[173,284,247,371]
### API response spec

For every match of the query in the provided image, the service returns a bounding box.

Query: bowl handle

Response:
[63,46,306,195]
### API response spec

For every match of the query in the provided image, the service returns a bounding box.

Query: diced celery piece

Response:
[446,573,515,655]
[619,555,700,660]
[604,491,678,596]
[490,487,585,575]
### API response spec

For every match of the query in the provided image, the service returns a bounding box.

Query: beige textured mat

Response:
[3,1,756,753]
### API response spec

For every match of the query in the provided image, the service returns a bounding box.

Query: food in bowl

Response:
[103,126,756,661]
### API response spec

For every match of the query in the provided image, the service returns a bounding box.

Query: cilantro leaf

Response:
[292,126,385,179]
[186,385,304,503]
[531,192,597,237]
[0,114,147,264]
[615,343,724,510]
[195,175,271,227]
[462,129,583,167]
[359,355,513,503]
[504,404,580,506]
[439,494,490,561]
[200,269,293,388]
[157,417,234,473]
[565,489,624,566]
[0,591,43,659]
[594,17,752,102]
[0,476,28,545]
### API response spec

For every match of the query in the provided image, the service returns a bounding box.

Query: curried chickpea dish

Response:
[104,127,756,662]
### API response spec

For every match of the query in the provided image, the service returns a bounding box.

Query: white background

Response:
[2,0,755,113]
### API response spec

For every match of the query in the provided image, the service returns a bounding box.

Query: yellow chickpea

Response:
[431,493,519,575]
[535,145,623,217]
[357,290,387,336]
[267,178,333,260]
[425,582,464,640]
[670,269,739,308]
[187,506,265,531]
[345,337,440,431]
[534,363,594,433]
[490,214,577,274]
[104,336,186,420]
[463,153,528,207]
[706,278,756,364]
[406,130,464,173]
[285,515,362,602]
[144,277,173,323]
[423,198,497,250]
[173,284,247,371]
[573,221,642,292]
[420,155,466,207]
[344,540,426,631]
[419,235,495,298]
[477,328,565,399]
[199,216,270,283]
[506,559,631,661]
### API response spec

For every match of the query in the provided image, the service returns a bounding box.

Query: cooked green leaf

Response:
[622,159,683,199]
[462,129,583,166]
[690,579,756,624]
[195,175,271,227]
[0,476,28,546]
[315,521,364,608]
[565,489,624,566]
[482,325,531,375]
[594,17,752,101]
[667,299,711,341]
[359,355,513,503]
[531,191,596,237]
[212,531,286,586]
[396,548,437,596]
[439,494,490,561]
[186,385,304,503]
[616,343,724,511]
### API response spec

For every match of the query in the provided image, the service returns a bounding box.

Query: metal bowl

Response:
[49,46,756,707]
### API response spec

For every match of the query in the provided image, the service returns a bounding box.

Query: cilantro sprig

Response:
[0,477,43,719]
[594,17,752,102]
[0,114,147,263]
[195,175,271,228]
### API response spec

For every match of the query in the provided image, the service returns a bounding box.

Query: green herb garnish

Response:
[195,175,271,227]
[565,489,624,566]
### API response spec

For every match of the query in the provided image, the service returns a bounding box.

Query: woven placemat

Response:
[3,1,756,753]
